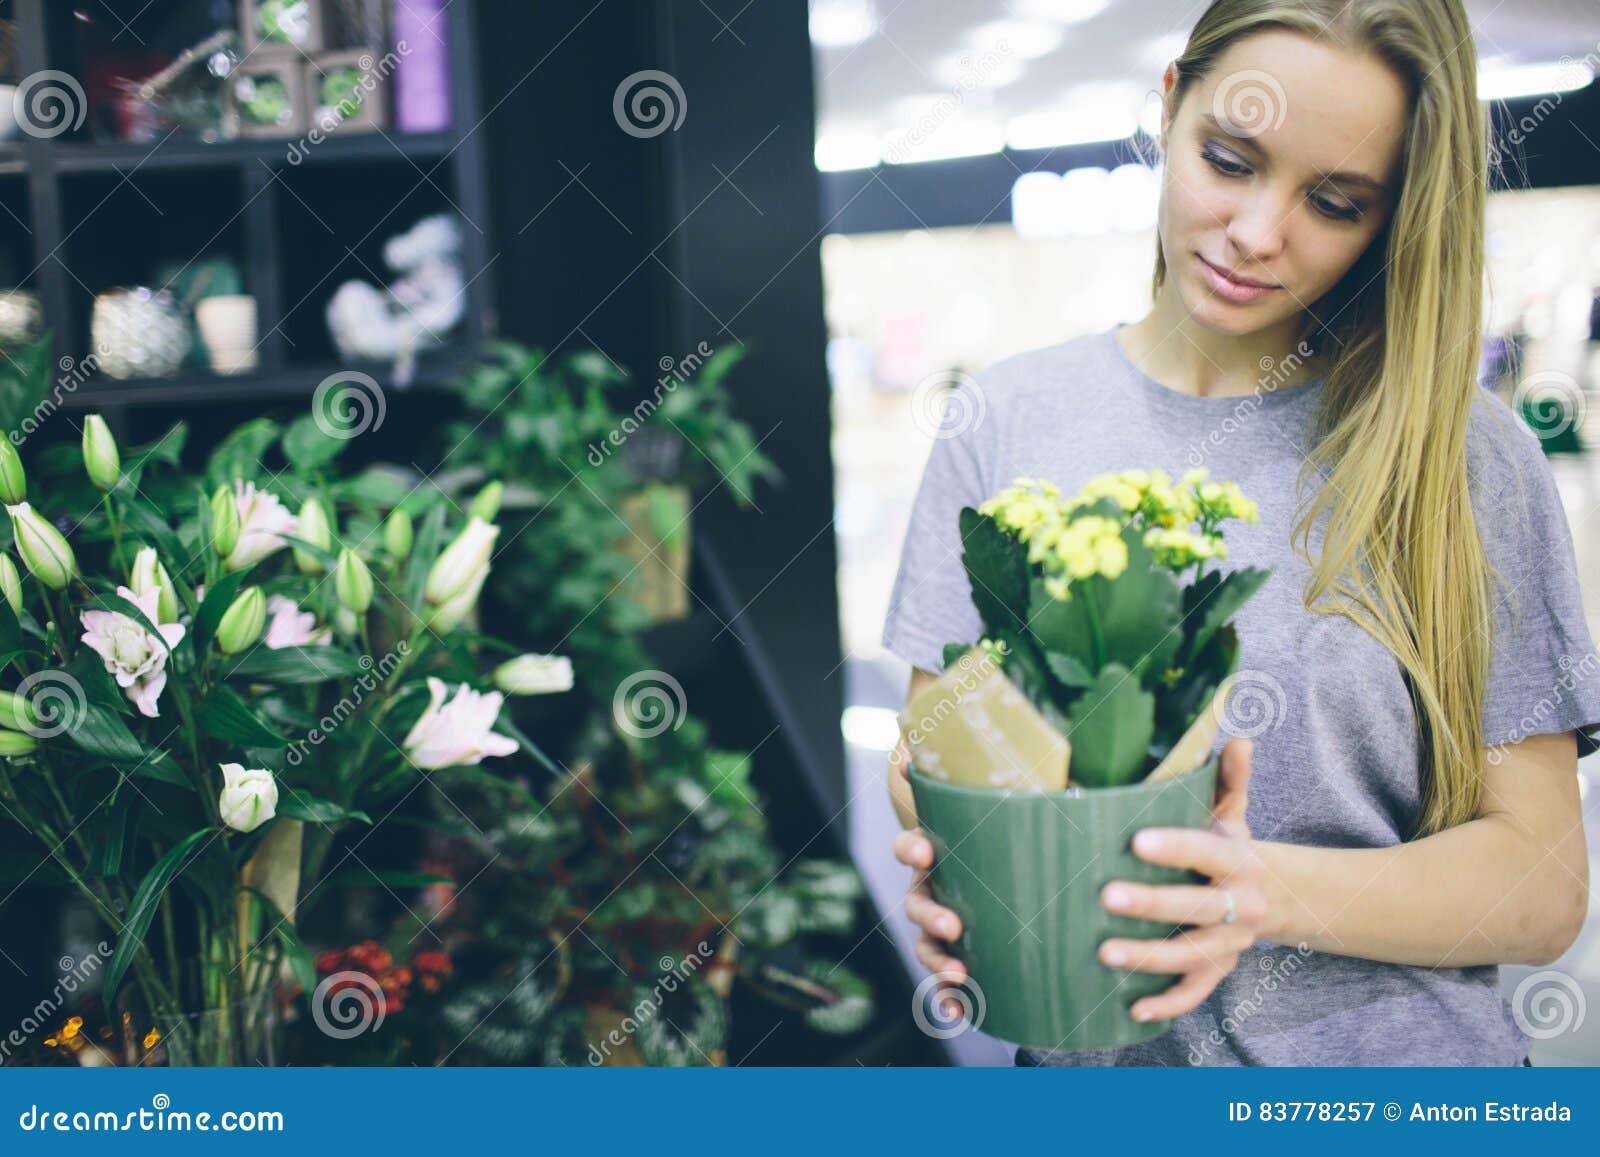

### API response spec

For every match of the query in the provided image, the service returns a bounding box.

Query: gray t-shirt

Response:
[881,325,1600,1067]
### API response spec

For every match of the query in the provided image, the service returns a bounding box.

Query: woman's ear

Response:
[1158,61,1182,151]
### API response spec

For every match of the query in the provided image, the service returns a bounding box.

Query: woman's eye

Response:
[1311,194,1363,223]
[1201,146,1248,176]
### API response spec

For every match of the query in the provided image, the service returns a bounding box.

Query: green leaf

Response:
[275,792,370,824]
[405,501,449,613]
[739,889,801,948]
[225,645,366,684]
[1178,566,1271,670]
[205,419,280,491]
[1065,662,1155,788]
[118,494,190,571]
[1044,650,1094,690]
[62,701,145,763]
[283,414,348,472]
[104,828,214,999]
[958,508,1028,637]
[198,686,289,748]
[0,335,54,434]
[799,960,874,1036]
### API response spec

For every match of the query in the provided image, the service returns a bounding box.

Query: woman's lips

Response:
[1197,255,1280,304]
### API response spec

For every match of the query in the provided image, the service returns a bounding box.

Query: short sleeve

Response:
[879,377,994,674]
[1474,402,1600,757]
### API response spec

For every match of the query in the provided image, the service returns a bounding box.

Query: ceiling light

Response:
[810,0,876,49]
[1007,81,1144,149]
[815,130,882,171]
[970,19,1063,61]
[1013,0,1111,23]
[1478,60,1594,101]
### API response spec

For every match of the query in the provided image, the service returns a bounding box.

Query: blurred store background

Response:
[812,0,1600,1065]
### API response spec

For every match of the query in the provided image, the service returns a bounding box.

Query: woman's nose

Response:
[1224,193,1289,264]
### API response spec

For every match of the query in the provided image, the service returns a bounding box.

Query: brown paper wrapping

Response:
[900,647,1235,791]
[899,646,1070,791]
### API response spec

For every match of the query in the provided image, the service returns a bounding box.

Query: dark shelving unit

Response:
[6,0,493,409]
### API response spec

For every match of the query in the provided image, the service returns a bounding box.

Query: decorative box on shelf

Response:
[307,49,389,134]
[239,0,328,55]
[230,59,308,139]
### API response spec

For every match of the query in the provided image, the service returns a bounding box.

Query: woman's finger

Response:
[1129,962,1230,1023]
[1126,826,1249,878]
[1213,737,1252,825]
[905,887,963,940]
[1099,922,1249,975]
[893,827,934,870]
[914,933,966,981]
[1101,878,1257,927]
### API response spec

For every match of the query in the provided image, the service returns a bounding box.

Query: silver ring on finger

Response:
[1219,887,1237,925]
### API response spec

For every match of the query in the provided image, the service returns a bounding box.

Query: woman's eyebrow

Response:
[1199,112,1390,192]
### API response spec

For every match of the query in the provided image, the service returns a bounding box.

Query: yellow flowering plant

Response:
[952,468,1270,787]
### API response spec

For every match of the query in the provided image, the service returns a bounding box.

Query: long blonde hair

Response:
[1155,0,1496,837]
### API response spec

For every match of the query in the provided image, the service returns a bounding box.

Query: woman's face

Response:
[1158,29,1409,338]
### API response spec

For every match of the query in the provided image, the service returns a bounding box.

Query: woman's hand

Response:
[890,741,969,1018]
[1098,737,1268,1023]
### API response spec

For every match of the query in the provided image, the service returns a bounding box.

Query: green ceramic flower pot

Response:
[908,754,1219,1052]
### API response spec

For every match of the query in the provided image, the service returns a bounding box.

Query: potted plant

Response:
[904,470,1268,1051]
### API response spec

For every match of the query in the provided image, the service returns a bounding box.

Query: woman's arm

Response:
[1253,730,1589,968]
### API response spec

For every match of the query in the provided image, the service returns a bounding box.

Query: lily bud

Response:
[468,480,503,523]
[0,438,25,504]
[0,689,39,734]
[6,503,75,590]
[127,546,178,624]
[493,653,574,696]
[382,508,413,559]
[215,586,266,654]
[0,729,37,757]
[218,763,278,832]
[424,517,498,605]
[81,415,120,491]
[0,553,21,618]
[294,498,332,575]
[425,562,486,632]
[210,485,240,558]
[334,548,373,614]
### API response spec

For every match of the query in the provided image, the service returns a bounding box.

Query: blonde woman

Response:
[883,0,1600,1067]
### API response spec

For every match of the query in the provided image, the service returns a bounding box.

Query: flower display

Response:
[263,594,332,649]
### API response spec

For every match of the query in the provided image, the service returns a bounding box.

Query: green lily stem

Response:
[301,624,428,887]
[101,492,128,575]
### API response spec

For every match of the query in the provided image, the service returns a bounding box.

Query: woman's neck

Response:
[1118,299,1326,399]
